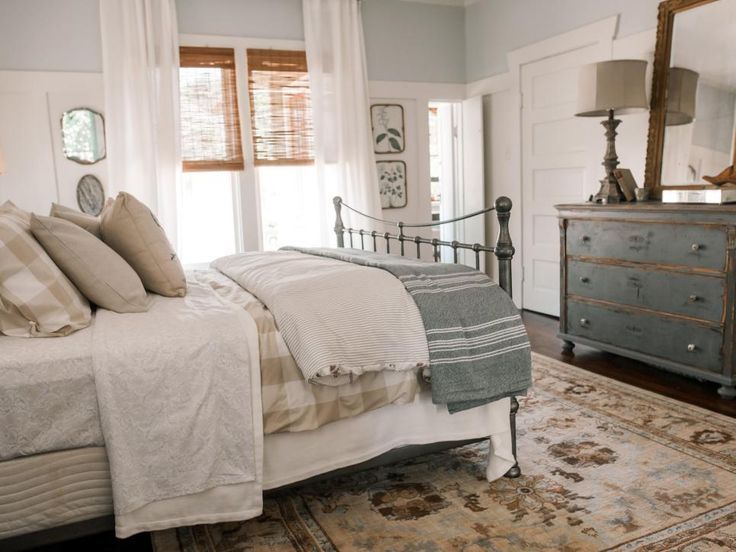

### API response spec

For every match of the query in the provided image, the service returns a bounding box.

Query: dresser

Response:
[556,203,736,399]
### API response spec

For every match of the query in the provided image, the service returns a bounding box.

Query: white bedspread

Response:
[92,280,263,537]
[213,251,429,385]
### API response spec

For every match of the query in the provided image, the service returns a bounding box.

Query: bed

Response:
[0,196,528,550]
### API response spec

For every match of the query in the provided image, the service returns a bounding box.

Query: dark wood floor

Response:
[26,310,736,551]
[523,310,736,418]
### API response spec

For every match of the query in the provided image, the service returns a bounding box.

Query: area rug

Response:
[151,352,736,551]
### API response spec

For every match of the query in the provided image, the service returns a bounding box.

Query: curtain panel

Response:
[99,0,182,248]
[302,0,382,243]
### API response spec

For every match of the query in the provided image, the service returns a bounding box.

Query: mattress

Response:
[0,391,513,540]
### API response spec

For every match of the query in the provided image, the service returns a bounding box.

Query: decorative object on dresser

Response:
[645,0,736,196]
[371,104,405,153]
[556,203,736,399]
[613,168,638,201]
[575,59,648,203]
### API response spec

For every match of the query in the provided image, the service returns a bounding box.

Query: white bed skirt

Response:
[0,393,513,540]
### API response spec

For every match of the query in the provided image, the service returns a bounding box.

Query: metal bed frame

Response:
[3,196,523,550]
[332,195,522,479]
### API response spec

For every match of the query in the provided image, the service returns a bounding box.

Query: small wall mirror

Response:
[61,108,106,165]
[645,0,736,192]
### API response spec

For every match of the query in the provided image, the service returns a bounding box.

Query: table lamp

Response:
[576,59,648,203]
[666,67,698,126]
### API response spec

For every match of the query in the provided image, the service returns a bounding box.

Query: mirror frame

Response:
[60,107,107,165]
[644,0,729,196]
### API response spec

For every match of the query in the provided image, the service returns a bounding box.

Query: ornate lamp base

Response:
[592,109,626,204]
[593,176,625,203]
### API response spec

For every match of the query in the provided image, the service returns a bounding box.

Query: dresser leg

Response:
[717,385,736,400]
[562,340,575,354]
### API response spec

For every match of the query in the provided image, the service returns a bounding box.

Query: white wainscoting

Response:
[0,71,107,214]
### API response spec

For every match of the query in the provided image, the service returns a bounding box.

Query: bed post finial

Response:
[333,196,345,248]
[494,196,514,297]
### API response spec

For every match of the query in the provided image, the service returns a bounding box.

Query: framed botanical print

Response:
[377,161,407,208]
[371,104,405,153]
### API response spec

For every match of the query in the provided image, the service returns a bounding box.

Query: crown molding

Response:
[394,0,478,7]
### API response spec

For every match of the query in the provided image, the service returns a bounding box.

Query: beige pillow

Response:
[100,192,187,297]
[49,203,102,238]
[0,200,32,230]
[31,214,150,314]
[0,215,91,337]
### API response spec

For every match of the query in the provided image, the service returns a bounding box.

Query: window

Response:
[247,49,319,250]
[179,47,244,171]
[247,49,314,165]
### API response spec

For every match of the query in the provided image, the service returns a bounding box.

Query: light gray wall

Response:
[362,0,465,83]
[465,0,661,82]
[0,0,102,72]
[0,0,466,83]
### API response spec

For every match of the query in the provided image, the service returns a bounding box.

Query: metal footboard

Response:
[331,195,522,478]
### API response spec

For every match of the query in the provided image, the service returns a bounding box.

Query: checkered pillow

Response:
[0,205,91,337]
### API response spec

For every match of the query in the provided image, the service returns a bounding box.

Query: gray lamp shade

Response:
[0,147,5,175]
[576,59,648,117]
[666,67,698,126]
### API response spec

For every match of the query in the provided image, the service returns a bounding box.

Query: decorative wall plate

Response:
[377,161,407,209]
[76,174,105,215]
[371,104,405,153]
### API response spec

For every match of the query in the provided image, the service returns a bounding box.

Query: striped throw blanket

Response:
[283,247,532,412]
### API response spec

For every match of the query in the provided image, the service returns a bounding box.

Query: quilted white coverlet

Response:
[92,280,263,537]
[213,251,430,385]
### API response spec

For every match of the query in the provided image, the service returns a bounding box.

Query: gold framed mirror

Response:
[644,0,736,196]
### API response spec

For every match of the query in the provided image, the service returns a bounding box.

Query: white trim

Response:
[0,70,102,92]
[179,34,305,51]
[395,0,475,7]
[466,72,510,97]
[369,80,466,100]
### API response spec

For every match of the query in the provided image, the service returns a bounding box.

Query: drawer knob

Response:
[691,243,701,251]
[688,294,699,303]
[687,343,697,352]
[580,318,589,327]
[580,235,591,243]
[580,276,590,283]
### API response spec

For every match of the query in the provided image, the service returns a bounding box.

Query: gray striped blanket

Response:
[282,247,532,412]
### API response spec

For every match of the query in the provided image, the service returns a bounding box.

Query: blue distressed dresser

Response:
[556,202,736,399]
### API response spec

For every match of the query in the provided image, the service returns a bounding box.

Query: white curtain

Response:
[303,0,382,244]
[99,0,181,248]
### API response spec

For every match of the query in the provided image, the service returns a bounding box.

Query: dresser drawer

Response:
[566,220,727,270]
[567,260,725,323]
[567,300,723,373]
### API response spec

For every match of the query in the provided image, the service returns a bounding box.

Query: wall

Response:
[0,71,107,213]
[0,0,467,84]
[465,0,660,82]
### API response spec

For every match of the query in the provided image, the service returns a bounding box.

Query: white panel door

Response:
[521,47,603,315]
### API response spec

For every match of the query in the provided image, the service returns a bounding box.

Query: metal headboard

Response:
[332,196,515,297]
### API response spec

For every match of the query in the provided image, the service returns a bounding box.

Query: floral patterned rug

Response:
[151,353,736,551]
